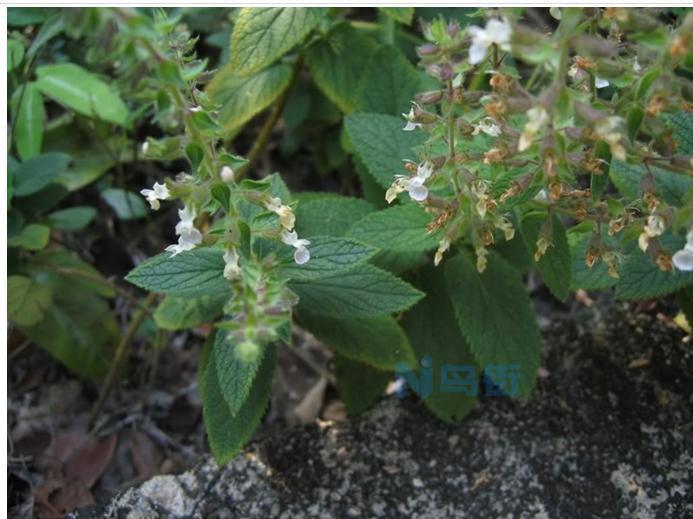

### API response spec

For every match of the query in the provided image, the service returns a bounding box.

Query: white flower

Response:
[472,117,502,137]
[281,230,311,265]
[434,238,451,266]
[165,205,203,256]
[220,166,234,183]
[518,106,548,152]
[594,116,626,161]
[672,229,693,271]
[549,7,562,20]
[467,18,512,65]
[385,161,434,203]
[140,182,170,211]
[189,105,203,112]
[595,77,610,89]
[223,248,241,280]
[402,105,422,132]
[633,58,642,73]
[638,214,666,252]
[265,197,295,231]
[142,141,149,154]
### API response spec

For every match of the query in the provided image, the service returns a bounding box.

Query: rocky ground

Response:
[74,301,693,518]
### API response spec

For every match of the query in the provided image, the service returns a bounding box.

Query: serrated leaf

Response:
[298,310,415,370]
[334,354,390,415]
[445,251,541,398]
[208,62,293,135]
[615,233,693,300]
[154,294,227,331]
[46,206,96,231]
[200,336,276,465]
[345,112,425,188]
[277,237,378,281]
[13,83,45,160]
[213,331,266,417]
[101,188,148,220]
[667,111,693,154]
[610,160,692,208]
[8,224,50,250]
[294,194,375,237]
[231,7,325,76]
[126,248,230,298]
[356,45,421,116]
[378,7,415,24]
[521,213,571,301]
[35,63,128,126]
[346,204,438,252]
[305,24,377,113]
[402,266,478,422]
[13,152,70,197]
[290,263,424,317]
[8,275,52,326]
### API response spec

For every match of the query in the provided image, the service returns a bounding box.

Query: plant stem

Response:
[89,292,156,428]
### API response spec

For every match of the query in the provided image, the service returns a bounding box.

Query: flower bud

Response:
[417,43,440,57]
[595,59,625,78]
[575,102,608,124]
[447,21,461,39]
[415,90,444,106]
[573,35,618,59]
[236,340,260,363]
[220,165,234,183]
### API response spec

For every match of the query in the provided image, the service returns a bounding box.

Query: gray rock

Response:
[77,304,693,518]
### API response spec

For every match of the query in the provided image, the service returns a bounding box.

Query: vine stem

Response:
[236,57,303,180]
[89,292,157,428]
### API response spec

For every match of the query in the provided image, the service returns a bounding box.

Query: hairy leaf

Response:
[334,354,390,415]
[610,160,692,208]
[154,294,227,331]
[294,194,375,237]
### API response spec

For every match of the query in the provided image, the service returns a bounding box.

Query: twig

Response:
[90,293,157,428]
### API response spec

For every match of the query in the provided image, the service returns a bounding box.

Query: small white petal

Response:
[403,121,420,131]
[220,166,234,183]
[595,77,610,89]
[673,249,693,271]
[281,230,299,247]
[416,161,434,180]
[549,7,562,20]
[485,19,512,45]
[468,40,488,65]
[408,183,429,202]
[294,246,310,265]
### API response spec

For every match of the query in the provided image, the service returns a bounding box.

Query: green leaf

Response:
[277,237,378,281]
[212,331,266,417]
[346,204,438,252]
[298,310,415,370]
[30,248,115,298]
[445,251,541,398]
[334,354,390,415]
[667,111,693,154]
[13,152,70,197]
[126,248,230,298]
[378,7,415,24]
[290,264,424,317]
[7,39,25,71]
[8,275,52,326]
[8,224,50,250]
[520,213,572,301]
[154,294,227,331]
[294,194,375,237]
[402,266,478,423]
[345,113,425,188]
[356,45,421,116]
[610,160,692,208]
[200,335,276,464]
[26,13,64,60]
[46,206,96,231]
[13,83,45,161]
[101,188,148,220]
[569,232,618,291]
[35,63,128,126]
[20,288,117,379]
[615,233,693,300]
[305,24,377,113]
[208,62,293,135]
[231,7,325,76]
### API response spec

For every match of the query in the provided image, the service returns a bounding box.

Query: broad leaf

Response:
[231,7,325,76]
[294,194,375,237]
[445,251,541,398]
[29,249,115,298]
[615,233,693,300]
[13,83,45,160]
[290,264,424,317]
[345,113,425,188]
[208,62,293,135]
[334,354,390,415]
[8,224,50,250]
[610,160,692,208]
[8,275,52,326]
[298,310,415,370]
[346,204,439,252]
[13,152,70,197]
[402,266,478,422]
[200,335,276,464]
[35,63,128,126]
[305,24,377,113]
[213,331,265,417]
[154,294,227,331]
[101,188,148,220]
[46,206,96,231]
[521,213,572,301]
[356,45,421,116]
[277,237,378,281]
[667,111,693,154]
[126,248,230,298]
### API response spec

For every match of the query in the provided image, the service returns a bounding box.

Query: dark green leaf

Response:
[13,152,70,197]
[154,294,227,331]
[46,206,96,231]
[8,275,52,326]
[334,354,390,415]
[101,188,148,220]
[346,204,438,252]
